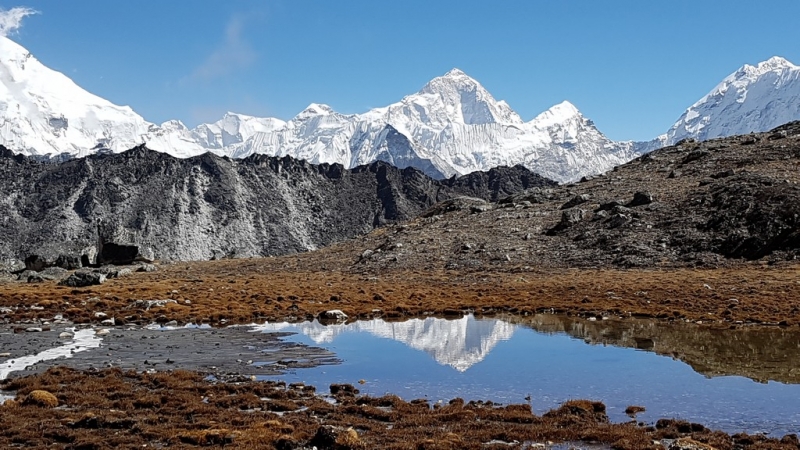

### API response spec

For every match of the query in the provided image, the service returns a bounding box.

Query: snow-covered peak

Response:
[665,56,800,144]
[416,68,522,125]
[738,56,797,77]
[295,103,337,118]
[0,36,160,157]
[528,100,583,129]
[443,68,468,78]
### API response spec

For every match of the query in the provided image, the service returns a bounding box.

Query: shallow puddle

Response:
[254,315,800,436]
[0,328,102,381]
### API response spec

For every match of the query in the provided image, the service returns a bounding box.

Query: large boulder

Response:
[96,222,155,265]
[546,208,585,235]
[59,271,106,287]
[54,254,82,270]
[24,255,50,272]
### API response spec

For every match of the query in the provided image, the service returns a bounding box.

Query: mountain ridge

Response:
[0,144,553,266]
[1,34,799,182]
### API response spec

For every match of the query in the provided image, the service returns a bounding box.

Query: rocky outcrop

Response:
[341,122,800,272]
[0,145,553,264]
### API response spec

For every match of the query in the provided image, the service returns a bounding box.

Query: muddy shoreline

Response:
[0,324,338,382]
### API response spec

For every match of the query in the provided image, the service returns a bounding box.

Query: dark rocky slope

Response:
[0,146,553,266]
[330,122,800,271]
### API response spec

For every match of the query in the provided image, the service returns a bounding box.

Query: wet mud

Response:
[0,324,338,381]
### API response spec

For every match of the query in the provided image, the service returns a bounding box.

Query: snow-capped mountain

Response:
[664,56,800,145]
[224,69,641,182]
[3,32,800,183]
[254,315,516,372]
[0,36,212,158]
[0,35,639,182]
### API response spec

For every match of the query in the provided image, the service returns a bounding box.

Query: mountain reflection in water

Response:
[253,314,800,435]
[518,315,800,385]
[253,315,515,372]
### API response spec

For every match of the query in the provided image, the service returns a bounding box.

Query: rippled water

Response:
[254,315,800,437]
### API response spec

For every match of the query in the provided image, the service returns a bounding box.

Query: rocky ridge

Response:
[311,122,800,272]
[0,145,552,268]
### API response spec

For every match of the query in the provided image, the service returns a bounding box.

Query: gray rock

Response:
[135,264,157,273]
[59,271,106,287]
[627,191,654,207]
[129,299,177,310]
[596,201,624,212]
[24,255,50,272]
[94,265,133,278]
[546,209,585,235]
[593,210,610,221]
[608,214,629,229]
[26,273,46,283]
[55,254,82,270]
[40,267,69,279]
[318,309,348,324]
[560,194,590,210]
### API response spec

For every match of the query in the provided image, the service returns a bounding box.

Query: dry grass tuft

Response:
[22,390,58,408]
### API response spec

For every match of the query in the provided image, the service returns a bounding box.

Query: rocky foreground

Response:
[2,124,800,449]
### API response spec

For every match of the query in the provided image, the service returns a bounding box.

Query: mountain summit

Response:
[664,56,800,144]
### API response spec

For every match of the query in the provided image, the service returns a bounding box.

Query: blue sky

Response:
[5,1,800,141]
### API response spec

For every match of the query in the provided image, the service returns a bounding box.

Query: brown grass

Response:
[2,367,797,449]
[2,259,800,328]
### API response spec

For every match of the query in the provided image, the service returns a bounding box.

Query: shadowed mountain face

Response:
[0,145,554,264]
[520,314,800,385]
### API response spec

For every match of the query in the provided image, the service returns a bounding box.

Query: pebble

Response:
[96,329,110,336]
[25,327,42,332]
[59,332,74,339]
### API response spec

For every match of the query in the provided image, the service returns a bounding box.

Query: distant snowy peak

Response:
[193,112,285,149]
[529,101,582,129]
[415,68,522,125]
[7,33,800,184]
[666,56,800,144]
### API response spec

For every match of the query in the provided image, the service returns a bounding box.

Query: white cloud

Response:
[191,15,256,81]
[0,6,38,37]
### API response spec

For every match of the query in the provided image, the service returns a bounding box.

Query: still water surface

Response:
[254,315,800,437]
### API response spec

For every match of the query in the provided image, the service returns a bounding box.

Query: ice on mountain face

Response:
[665,56,800,144]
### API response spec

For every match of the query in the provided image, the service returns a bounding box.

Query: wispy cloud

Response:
[0,6,38,36]
[191,15,256,81]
